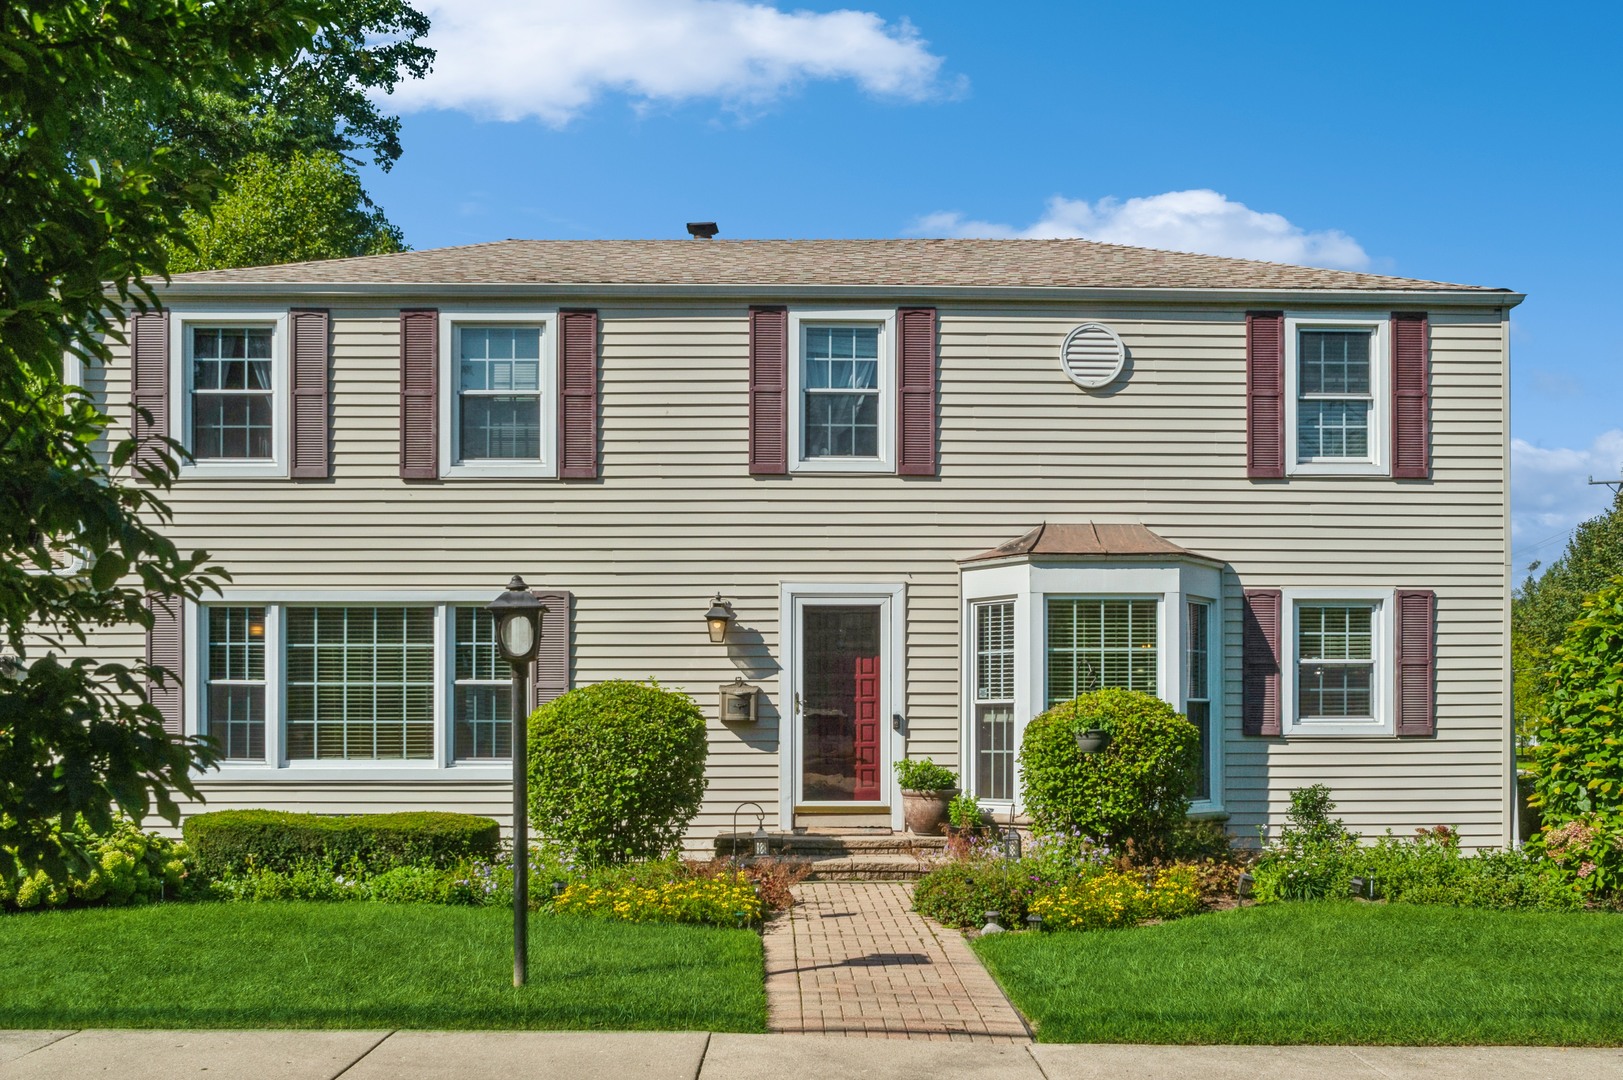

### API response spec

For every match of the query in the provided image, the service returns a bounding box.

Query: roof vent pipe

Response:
[686,222,719,239]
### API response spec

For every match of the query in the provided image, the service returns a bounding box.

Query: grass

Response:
[0,902,766,1031]
[974,901,1623,1045]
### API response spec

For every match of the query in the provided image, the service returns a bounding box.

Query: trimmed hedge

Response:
[183,810,501,877]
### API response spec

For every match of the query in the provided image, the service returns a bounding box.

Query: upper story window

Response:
[170,311,290,478]
[1285,314,1389,476]
[457,326,543,462]
[191,327,274,459]
[438,311,558,478]
[788,310,895,473]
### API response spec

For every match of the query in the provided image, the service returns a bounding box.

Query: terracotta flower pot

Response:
[902,787,958,835]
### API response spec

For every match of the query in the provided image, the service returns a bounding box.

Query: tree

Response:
[168,150,406,273]
[1514,490,1623,739]
[0,0,369,880]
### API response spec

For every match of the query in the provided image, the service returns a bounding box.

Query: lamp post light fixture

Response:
[487,576,547,989]
[704,594,735,644]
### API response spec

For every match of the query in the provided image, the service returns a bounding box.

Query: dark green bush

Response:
[528,680,708,866]
[182,810,501,878]
[1018,688,1199,854]
[895,757,958,791]
[912,859,1044,928]
[1,816,194,911]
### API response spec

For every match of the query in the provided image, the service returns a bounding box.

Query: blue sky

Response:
[360,1,1622,575]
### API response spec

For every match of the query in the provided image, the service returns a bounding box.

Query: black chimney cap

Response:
[686,222,719,239]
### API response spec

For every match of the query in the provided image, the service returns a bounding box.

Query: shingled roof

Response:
[962,522,1221,565]
[165,238,1504,292]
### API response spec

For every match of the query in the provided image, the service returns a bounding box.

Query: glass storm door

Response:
[800,605,883,802]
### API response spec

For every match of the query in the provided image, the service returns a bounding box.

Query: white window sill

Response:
[1287,460,1389,478]
[1281,722,1394,738]
[197,764,513,782]
[789,457,892,475]
[178,461,289,480]
[441,461,558,480]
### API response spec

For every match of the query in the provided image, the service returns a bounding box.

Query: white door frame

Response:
[778,582,907,832]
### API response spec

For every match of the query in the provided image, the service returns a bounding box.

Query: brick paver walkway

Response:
[762,882,1031,1042]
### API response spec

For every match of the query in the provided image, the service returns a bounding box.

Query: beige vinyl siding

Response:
[93,299,1510,847]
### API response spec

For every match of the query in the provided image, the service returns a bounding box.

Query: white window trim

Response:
[787,308,897,474]
[183,590,513,781]
[1182,595,1222,815]
[438,309,559,479]
[959,558,1226,815]
[967,597,1019,803]
[1284,312,1390,477]
[778,581,907,832]
[1281,586,1395,737]
[169,308,291,479]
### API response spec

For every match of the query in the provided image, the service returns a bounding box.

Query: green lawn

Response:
[0,902,766,1032]
[975,902,1623,1045]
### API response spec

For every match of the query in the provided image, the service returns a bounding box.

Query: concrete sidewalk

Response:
[3,1030,1622,1079]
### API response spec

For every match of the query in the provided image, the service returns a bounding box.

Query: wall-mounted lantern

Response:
[704,594,735,644]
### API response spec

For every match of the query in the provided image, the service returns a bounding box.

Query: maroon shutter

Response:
[531,590,572,708]
[399,309,438,479]
[289,308,330,479]
[1391,313,1430,479]
[1395,589,1437,736]
[1242,589,1282,736]
[558,310,599,479]
[896,307,938,476]
[1246,312,1285,479]
[130,310,170,472]
[146,594,184,737]
[748,306,788,475]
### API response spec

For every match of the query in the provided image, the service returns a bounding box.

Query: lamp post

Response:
[488,575,546,988]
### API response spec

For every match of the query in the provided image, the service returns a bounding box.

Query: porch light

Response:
[705,594,735,644]
[486,575,549,989]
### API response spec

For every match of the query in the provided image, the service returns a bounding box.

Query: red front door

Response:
[801,606,883,802]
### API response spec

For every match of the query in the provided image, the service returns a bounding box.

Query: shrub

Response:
[1530,815,1623,898]
[1018,688,1200,854]
[554,871,761,927]
[948,793,990,831]
[527,680,708,866]
[1525,580,1623,891]
[182,810,501,878]
[1,817,194,911]
[894,757,957,791]
[366,864,482,906]
[1251,785,1362,902]
[912,858,1045,928]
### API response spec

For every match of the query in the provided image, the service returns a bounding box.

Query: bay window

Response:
[972,601,1017,802]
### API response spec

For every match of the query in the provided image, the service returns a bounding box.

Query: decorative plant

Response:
[1018,688,1199,855]
[948,792,988,830]
[528,680,708,866]
[894,757,958,792]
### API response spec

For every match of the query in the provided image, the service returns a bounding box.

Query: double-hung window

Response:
[972,601,1017,801]
[1285,315,1389,475]
[173,312,290,477]
[1296,603,1376,724]
[205,606,267,761]
[440,312,558,477]
[789,310,895,472]
[1185,600,1212,801]
[453,607,511,760]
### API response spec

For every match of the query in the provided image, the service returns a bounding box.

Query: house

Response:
[97,238,1520,848]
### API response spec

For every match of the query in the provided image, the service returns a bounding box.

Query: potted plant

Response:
[946,792,991,837]
[895,757,959,835]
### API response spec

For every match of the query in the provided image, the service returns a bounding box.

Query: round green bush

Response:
[1018,687,1199,854]
[1528,578,1623,822]
[527,680,708,866]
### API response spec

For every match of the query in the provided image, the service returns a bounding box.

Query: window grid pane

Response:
[973,601,1015,801]
[1297,328,1373,461]
[205,606,266,761]
[458,326,544,461]
[1297,604,1375,720]
[1185,600,1211,801]
[191,327,274,461]
[804,324,880,459]
[1046,598,1158,707]
[453,607,511,760]
[285,607,436,760]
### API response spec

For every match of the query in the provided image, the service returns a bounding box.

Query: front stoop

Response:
[714,832,948,880]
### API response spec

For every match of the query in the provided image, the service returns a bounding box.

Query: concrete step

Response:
[790,852,945,881]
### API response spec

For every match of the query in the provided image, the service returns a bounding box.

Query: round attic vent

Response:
[1059,323,1126,390]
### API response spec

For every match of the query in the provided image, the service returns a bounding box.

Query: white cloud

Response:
[1511,430,1623,575]
[911,190,1371,270]
[390,1,956,125]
